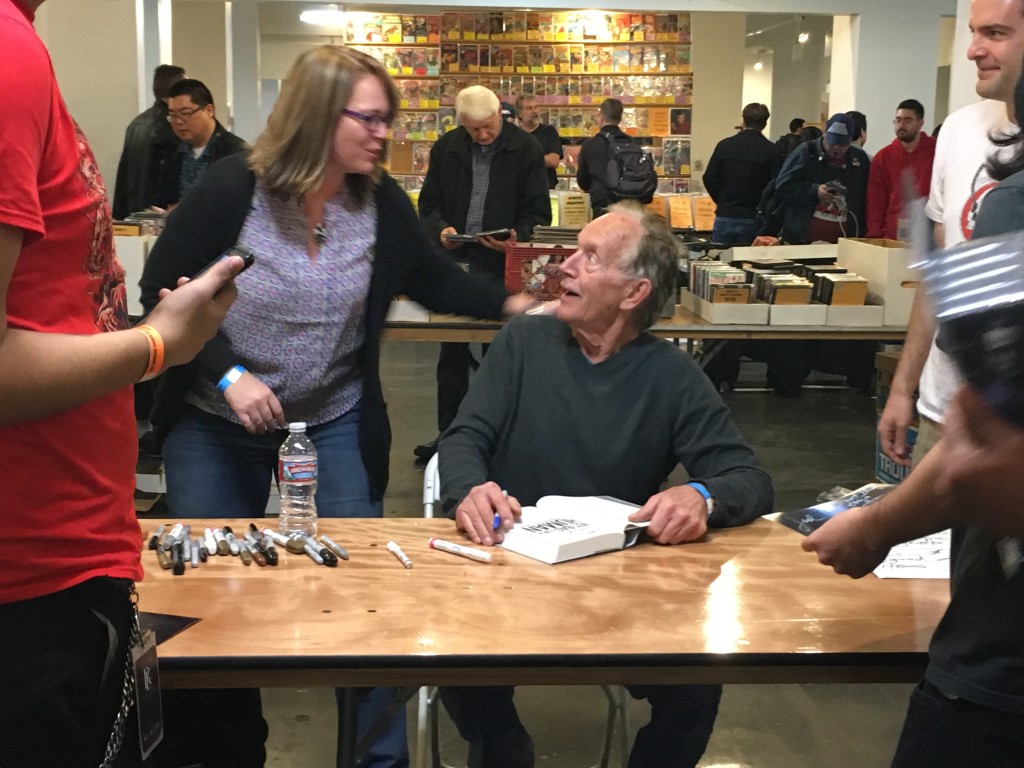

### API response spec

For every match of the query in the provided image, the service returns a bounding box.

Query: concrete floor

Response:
[261,339,915,768]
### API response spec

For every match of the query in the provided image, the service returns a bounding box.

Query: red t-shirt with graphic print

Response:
[0,0,142,603]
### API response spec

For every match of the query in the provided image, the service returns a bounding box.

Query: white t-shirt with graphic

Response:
[920,99,1016,422]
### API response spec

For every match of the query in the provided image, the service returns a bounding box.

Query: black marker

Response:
[261,534,279,566]
[172,541,185,576]
[301,534,337,567]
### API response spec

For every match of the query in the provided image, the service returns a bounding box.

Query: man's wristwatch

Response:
[686,481,715,519]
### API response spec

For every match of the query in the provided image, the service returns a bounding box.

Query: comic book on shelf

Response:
[662,139,691,176]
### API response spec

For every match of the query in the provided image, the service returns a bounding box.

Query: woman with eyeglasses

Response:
[140,45,538,767]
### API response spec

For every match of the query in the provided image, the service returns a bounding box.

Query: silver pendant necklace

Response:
[313,221,327,247]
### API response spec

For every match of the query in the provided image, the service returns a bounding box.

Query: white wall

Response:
[35,0,140,193]
[754,15,833,137]
[743,49,774,140]
[173,1,228,120]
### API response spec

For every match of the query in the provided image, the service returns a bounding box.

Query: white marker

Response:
[428,538,493,563]
[387,540,413,569]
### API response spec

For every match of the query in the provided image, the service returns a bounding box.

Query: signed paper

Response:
[873,530,951,579]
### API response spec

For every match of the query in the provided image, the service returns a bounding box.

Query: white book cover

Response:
[498,495,649,564]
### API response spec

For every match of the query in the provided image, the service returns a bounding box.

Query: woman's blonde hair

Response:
[248,45,398,205]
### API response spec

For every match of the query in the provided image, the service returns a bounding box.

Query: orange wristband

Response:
[135,324,165,381]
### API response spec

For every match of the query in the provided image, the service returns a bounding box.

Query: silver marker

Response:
[223,526,240,556]
[303,542,324,565]
[320,535,350,561]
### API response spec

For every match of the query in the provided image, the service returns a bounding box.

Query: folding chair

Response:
[415,453,629,768]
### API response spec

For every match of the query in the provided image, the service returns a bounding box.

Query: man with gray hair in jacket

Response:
[414,85,551,461]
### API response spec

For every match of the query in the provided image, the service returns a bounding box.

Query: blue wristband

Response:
[217,365,246,392]
[686,481,715,519]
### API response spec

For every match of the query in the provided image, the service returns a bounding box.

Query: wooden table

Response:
[383,308,908,343]
[138,517,947,690]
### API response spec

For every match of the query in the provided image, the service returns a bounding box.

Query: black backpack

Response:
[602,131,657,204]
[753,176,784,237]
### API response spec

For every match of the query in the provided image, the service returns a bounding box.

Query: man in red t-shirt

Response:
[0,1,243,765]
[866,99,938,239]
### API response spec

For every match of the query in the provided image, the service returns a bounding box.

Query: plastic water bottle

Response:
[278,422,318,537]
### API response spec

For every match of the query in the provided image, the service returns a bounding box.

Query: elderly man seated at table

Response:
[437,203,775,768]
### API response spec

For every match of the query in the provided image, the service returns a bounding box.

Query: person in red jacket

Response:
[866,99,937,239]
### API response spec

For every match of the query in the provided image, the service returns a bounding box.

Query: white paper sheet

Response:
[873,530,951,579]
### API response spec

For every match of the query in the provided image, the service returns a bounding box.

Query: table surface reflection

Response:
[136,518,949,688]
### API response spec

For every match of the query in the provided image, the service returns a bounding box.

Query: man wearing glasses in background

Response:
[152,78,246,211]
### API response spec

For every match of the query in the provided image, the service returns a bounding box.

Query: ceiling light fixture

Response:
[300,5,345,26]
[798,31,810,44]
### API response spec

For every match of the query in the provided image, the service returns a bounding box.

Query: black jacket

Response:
[152,121,247,209]
[774,138,870,244]
[418,120,551,276]
[703,129,782,219]
[576,124,626,215]
[111,101,179,219]
[140,153,509,500]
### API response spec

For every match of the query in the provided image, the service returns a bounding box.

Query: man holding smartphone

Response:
[416,85,551,461]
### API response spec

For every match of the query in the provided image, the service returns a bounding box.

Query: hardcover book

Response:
[498,495,649,564]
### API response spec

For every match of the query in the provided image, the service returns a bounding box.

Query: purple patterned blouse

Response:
[185,183,376,425]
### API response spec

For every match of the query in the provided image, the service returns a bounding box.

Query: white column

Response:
[226,0,262,142]
[691,12,746,190]
[948,0,979,114]
[828,15,856,117]
[136,0,173,112]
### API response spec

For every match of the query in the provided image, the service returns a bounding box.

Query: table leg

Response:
[338,688,359,768]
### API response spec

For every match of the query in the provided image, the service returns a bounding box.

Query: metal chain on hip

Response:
[98,584,142,768]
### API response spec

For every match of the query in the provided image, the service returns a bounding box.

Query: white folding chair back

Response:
[415,453,628,768]
[423,453,440,518]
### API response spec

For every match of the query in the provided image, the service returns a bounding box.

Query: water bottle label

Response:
[279,459,317,483]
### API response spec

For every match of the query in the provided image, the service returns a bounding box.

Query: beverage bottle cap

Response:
[289,422,307,432]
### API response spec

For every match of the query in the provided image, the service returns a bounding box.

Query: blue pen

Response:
[494,489,508,531]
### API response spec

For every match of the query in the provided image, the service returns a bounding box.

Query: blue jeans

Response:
[163,403,383,518]
[162,404,406,768]
[711,216,757,246]
[439,684,721,768]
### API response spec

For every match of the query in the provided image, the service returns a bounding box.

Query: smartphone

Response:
[191,245,256,282]
[134,245,255,324]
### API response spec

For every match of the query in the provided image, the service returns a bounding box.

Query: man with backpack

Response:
[577,98,657,217]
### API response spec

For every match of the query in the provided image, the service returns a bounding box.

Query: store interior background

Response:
[33,0,975,764]
[37,0,975,198]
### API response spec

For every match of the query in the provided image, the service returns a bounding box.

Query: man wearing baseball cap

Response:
[772,112,871,244]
